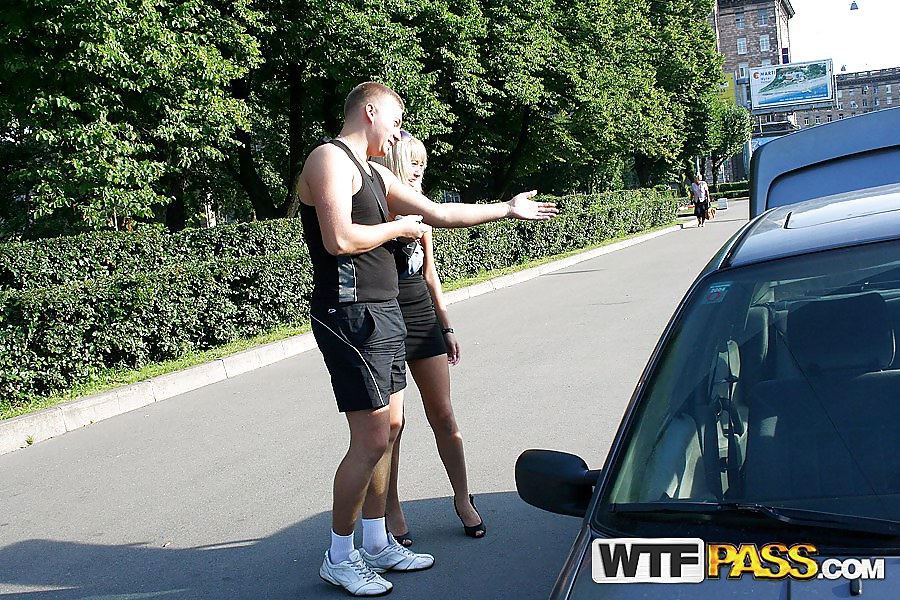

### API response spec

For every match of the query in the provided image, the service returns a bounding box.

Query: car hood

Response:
[566,543,900,599]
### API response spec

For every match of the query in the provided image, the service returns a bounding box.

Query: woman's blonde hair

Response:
[382,136,427,188]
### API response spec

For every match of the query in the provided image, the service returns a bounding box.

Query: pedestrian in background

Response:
[691,173,711,227]
[378,135,485,548]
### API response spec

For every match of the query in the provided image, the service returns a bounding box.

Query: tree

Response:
[635,0,723,186]
[709,101,751,186]
[213,0,471,220]
[1,0,736,236]
[0,0,262,235]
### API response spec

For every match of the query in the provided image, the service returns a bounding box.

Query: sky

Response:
[788,0,900,72]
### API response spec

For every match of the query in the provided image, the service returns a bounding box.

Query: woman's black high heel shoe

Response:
[455,494,486,538]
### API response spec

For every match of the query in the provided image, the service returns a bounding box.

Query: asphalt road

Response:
[0,202,748,600]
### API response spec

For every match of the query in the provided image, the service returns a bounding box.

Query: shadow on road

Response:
[703,217,746,224]
[0,492,579,600]
[544,269,606,276]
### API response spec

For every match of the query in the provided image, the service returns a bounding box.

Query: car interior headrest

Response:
[787,292,895,374]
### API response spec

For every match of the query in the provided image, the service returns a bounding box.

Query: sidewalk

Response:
[0,222,689,455]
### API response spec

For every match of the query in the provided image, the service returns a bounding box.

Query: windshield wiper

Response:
[610,502,900,537]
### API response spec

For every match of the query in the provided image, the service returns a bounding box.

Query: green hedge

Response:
[0,253,313,404]
[0,189,676,411]
[0,219,307,292]
[433,189,676,280]
[712,180,749,194]
[710,180,749,200]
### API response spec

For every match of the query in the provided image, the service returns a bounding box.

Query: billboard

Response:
[718,72,736,106]
[749,59,834,112]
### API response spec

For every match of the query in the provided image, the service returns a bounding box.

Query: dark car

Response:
[517,178,900,593]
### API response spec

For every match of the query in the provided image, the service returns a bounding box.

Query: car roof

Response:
[749,106,900,219]
[724,183,900,268]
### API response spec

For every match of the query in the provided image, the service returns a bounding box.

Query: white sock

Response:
[329,530,355,564]
[361,517,389,554]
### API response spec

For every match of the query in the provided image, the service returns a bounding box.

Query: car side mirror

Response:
[515,449,601,518]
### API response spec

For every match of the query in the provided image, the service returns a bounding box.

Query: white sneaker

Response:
[360,533,435,573]
[319,549,393,597]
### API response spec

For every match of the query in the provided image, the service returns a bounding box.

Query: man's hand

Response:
[506,190,559,220]
[394,214,429,241]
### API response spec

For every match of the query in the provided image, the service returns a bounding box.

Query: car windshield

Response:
[595,239,900,549]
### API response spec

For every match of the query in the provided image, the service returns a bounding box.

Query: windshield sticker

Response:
[702,283,732,304]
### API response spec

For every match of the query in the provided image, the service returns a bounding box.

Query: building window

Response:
[738,62,749,79]
[875,98,880,106]
[815,115,821,124]
[827,115,833,122]
[889,97,894,105]
[759,35,771,52]
[758,9,769,26]
[735,13,745,29]
[862,99,868,107]
[887,84,893,93]
[873,85,879,94]
[781,47,790,64]
[761,59,772,66]
[838,102,844,109]
[737,38,748,54]
[850,100,858,108]
[839,114,844,119]
[803,117,810,125]
[863,85,868,94]
[849,89,855,96]
[837,90,843,98]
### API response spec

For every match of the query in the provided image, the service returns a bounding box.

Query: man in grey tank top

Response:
[299,81,558,596]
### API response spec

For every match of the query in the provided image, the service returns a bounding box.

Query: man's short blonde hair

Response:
[343,81,405,118]
[382,136,427,188]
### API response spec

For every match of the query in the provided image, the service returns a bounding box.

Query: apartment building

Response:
[711,0,797,180]
[796,67,900,129]
[714,0,796,125]
[714,0,794,88]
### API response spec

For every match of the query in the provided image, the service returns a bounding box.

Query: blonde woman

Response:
[381,135,485,545]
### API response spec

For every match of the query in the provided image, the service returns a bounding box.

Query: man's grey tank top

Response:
[301,139,398,305]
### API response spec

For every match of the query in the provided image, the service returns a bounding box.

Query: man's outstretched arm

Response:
[375,163,558,228]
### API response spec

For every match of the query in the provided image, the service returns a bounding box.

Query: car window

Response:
[597,240,900,544]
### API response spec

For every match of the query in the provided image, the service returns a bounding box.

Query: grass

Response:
[1,323,310,420]
[2,221,677,421]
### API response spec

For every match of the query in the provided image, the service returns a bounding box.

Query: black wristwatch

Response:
[441,328,454,335]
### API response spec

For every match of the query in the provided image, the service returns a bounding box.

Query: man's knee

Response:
[351,433,391,464]
[348,412,392,460]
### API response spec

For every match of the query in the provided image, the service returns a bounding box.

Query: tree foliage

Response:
[1,0,726,238]
[1,0,262,236]
[708,100,752,185]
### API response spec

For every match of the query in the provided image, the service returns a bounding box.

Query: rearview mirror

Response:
[515,449,600,518]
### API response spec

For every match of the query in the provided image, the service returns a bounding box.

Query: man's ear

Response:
[364,103,377,124]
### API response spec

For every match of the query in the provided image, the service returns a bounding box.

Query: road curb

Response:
[0,223,682,456]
